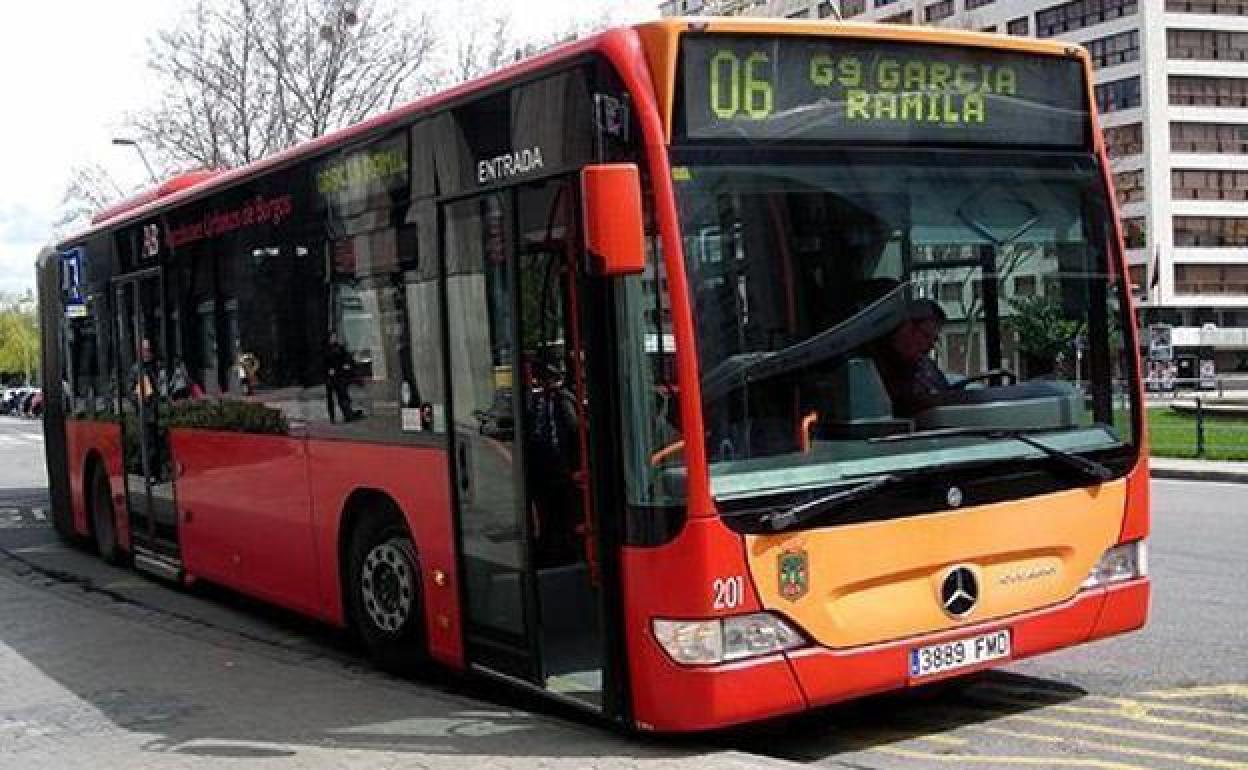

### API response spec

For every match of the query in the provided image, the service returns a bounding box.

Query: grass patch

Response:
[1146,406,1248,461]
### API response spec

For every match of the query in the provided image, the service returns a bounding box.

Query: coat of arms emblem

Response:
[778,549,809,601]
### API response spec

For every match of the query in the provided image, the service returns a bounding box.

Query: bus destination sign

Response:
[680,36,1088,146]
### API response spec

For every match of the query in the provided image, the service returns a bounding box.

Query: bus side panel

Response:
[305,440,462,669]
[621,517,807,731]
[173,429,321,617]
[65,419,125,542]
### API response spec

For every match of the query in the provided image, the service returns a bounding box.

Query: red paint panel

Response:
[623,517,790,730]
[1089,579,1149,641]
[172,430,320,616]
[64,419,125,543]
[787,589,1106,710]
[631,648,806,732]
[305,440,461,669]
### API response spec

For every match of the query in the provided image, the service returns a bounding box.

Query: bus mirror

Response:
[581,164,645,276]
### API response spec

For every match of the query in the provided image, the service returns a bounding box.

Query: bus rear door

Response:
[114,269,183,578]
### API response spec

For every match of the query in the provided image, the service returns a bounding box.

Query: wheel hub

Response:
[361,540,414,633]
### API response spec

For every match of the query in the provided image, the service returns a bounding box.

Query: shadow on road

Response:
[0,525,1087,765]
[710,670,1088,763]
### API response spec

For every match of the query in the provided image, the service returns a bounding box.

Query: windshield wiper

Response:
[871,427,1115,482]
[758,474,903,532]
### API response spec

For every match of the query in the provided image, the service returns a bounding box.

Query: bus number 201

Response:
[713,576,745,609]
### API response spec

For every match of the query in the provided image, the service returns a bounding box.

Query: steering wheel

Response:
[951,368,1017,390]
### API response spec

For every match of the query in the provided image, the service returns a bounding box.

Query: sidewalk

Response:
[1149,456,1248,483]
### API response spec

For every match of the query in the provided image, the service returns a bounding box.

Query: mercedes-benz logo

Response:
[946,486,964,508]
[940,566,979,618]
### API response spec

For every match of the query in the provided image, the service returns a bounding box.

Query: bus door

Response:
[114,269,182,577]
[444,177,606,709]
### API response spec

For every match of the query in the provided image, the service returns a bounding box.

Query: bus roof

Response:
[63,17,1089,248]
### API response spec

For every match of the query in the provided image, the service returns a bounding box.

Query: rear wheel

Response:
[345,512,426,674]
[91,468,121,565]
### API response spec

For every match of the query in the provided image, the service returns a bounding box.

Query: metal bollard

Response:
[1195,397,1205,458]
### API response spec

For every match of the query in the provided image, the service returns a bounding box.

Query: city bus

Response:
[37,17,1149,732]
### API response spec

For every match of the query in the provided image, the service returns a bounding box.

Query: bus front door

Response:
[444,177,607,710]
[114,270,182,578]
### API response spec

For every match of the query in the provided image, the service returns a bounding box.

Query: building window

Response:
[1085,30,1140,69]
[841,0,866,15]
[967,0,996,8]
[925,0,954,21]
[1123,217,1147,249]
[1171,122,1248,154]
[1175,265,1248,295]
[1095,77,1142,113]
[1127,265,1146,292]
[1166,0,1248,14]
[1007,16,1030,35]
[1013,275,1038,297]
[939,282,963,301]
[875,0,900,6]
[1172,169,1248,201]
[1170,76,1248,107]
[1113,169,1146,205]
[1168,29,1248,62]
[1103,123,1143,157]
[1036,0,1138,38]
[981,25,998,32]
[787,8,811,17]
[881,10,914,22]
[1173,217,1248,247]
[818,1,838,18]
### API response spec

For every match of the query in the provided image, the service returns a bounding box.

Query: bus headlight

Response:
[1081,540,1148,589]
[653,613,806,665]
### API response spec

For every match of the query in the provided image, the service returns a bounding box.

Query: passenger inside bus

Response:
[870,297,951,418]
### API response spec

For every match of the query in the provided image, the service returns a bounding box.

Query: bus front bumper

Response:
[631,578,1148,732]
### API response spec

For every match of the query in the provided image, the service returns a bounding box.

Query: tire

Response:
[345,512,426,674]
[91,468,122,565]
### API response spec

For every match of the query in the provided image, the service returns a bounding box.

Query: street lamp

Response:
[111,138,158,185]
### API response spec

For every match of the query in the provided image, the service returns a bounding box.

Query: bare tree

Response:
[54,163,129,236]
[439,5,618,87]
[447,11,515,85]
[129,0,438,170]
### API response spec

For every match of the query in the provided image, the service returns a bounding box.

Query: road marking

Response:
[1145,685,1248,701]
[875,746,1156,770]
[30,508,45,521]
[962,720,1248,769]
[970,690,1248,739]
[11,543,70,554]
[975,682,1248,723]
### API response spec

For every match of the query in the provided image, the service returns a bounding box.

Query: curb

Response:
[1150,467,1248,484]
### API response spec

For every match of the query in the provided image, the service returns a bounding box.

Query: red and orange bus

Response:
[38,18,1149,732]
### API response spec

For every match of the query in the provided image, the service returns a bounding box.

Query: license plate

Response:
[909,630,1011,679]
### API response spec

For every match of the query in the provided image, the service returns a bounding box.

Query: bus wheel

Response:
[346,513,426,674]
[91,468,121,565]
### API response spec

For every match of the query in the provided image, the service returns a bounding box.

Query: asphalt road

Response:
[0,415,1243,769]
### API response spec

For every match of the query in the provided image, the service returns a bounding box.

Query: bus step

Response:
[132,548,183,583]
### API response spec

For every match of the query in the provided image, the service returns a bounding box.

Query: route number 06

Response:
[709,50,774,120]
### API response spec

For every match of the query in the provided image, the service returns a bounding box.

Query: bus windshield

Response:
[668,149,1136,502]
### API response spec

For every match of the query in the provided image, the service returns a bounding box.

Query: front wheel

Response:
[345,513,426,674]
